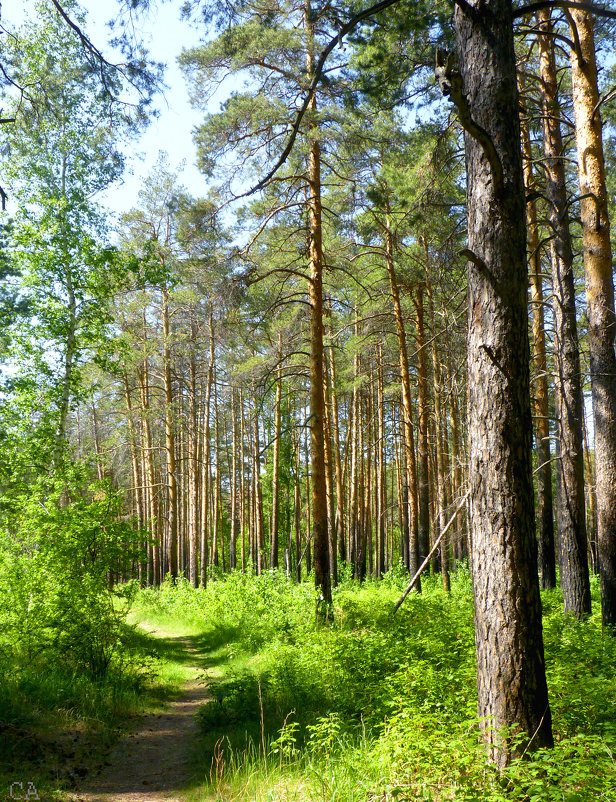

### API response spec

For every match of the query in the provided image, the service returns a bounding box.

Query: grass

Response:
[2,567,616,801]
[132,568,616,802]
[0,614,209,801]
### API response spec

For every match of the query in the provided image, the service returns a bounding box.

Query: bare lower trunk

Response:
[139,358,159,587]
[384,213,420,584]
[414,284,431,566]
[534,9,588,608]
[569,8,616,627]
[270,340,283,568]
[519,83,557,592]
[187,323,199,586]
[306,2,331,607]
[200,307,214,587]
[452,0,553,763]
[376,343,386,577]
[230,388,239,571]
[162,285,178,580]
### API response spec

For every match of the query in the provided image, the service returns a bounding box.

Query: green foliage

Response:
[139,572,616,802]
[0,465,143,678]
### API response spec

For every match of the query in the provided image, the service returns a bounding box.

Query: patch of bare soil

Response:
[71,630,209,802]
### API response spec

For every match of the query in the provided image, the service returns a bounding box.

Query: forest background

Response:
[0,0,616,799]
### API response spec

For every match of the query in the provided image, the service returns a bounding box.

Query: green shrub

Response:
[0,466,142,678]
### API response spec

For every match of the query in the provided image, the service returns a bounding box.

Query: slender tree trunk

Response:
[54,265,77,466]
[363,383,373,579]
[327,338,346,568]
[200,305,215,587]
[582,408,598,572]
[519,83,558,593]
[446,365,466,561]
[252,385,265,574]
[91,402,104,482]
[535,9,589,608]
[270,339,283,568]
[123,373,144,580]
[187,321,199,586]
[139,358,159,587]
[293,427,302,581]
[414,283,431,566]
[240,387,247,572]
[427,277,450,592]
[162,284,178,580]
[304,420,312,576]
[305,6,331,607]
[212,368,221,569]
[230,388,239,571]
[356,389,366,580]
[452,0,553,762]
[54,163,77,467]
[332,379,346,566]
[428,413,440,575]
[323,349,338,584]
[384,213,420,584]
[376,342,386,577]
[568,7,616,627]
[349,354,360,575]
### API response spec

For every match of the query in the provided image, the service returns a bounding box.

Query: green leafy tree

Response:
[0,0,142,467]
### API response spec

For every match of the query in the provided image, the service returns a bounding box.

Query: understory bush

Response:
[0,465,146,756]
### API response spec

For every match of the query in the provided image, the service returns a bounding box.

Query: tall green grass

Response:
[135,568,616,801]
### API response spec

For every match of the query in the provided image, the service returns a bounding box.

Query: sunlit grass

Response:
[134,569,616,802]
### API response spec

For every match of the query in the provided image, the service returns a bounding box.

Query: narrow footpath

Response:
[72,629,210,802]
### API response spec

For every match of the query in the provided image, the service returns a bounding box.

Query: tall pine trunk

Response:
[536,8,589,610]
[270,338,283,568]
[384,211,420,585]
[519,85,557,592]
[305,0,331,607]
[568,8,616,627]
[162,284,178,580]
[451,0,553,763]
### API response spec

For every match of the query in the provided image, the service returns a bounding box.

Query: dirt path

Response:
[71,627,210,802]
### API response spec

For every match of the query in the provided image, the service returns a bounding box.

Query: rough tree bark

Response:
[568,7,616,627]
[306,0,332,608]
[519,82,557,592]
[536,8,590,612]
[445,0,553,764]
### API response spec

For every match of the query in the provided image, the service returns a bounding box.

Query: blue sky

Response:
[3,0,214,214]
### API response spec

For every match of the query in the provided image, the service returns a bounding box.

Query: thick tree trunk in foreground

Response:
[568,8,616,627]
[536,9,589,612]
[451,0,553,764]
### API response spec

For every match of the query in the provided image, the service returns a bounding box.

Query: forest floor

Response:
[69,624,214,802]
